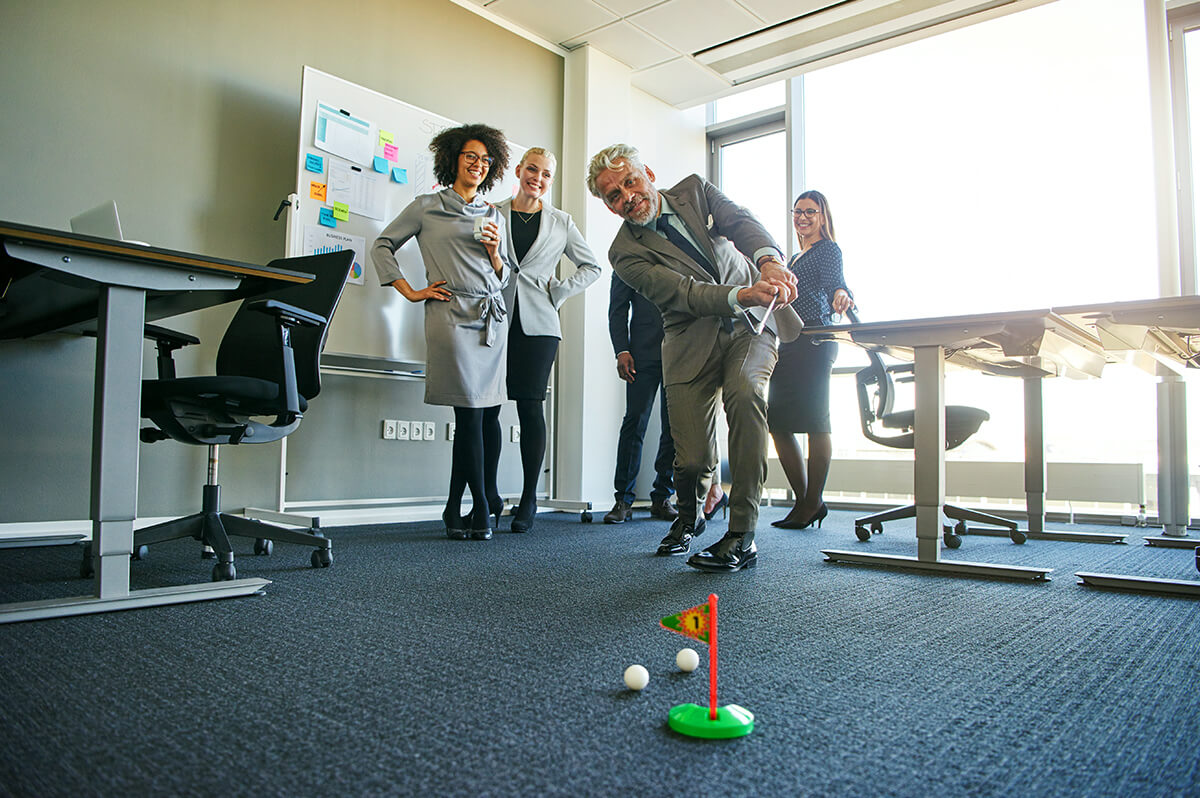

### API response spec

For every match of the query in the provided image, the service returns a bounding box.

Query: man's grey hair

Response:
[586,143,647,199]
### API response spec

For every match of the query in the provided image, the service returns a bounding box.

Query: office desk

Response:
[0,222,312,622]
[1055,296,1200,595]
[802,308,1111,581]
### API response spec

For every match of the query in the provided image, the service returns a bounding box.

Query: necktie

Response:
[656,214,719,282]
[655,214,732,333]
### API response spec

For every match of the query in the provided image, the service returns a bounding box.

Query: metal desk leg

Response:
[822,344,1051,581]
[1023,376,1045,535]
[1157,376,1189,537]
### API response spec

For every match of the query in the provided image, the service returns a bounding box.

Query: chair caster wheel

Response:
[943,531,962,549]
[581,511,593,523]
[311,548,332,568]
[253,538,273,556]
[871,523,883,535]
[855,525,871,542]
[1010,530,1027,545]
[954,520,968,536]
[201,545,216,560]
[132,544,149,561]
[212,562,236,581]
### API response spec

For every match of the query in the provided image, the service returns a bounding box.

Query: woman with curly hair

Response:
[372,123,512,541]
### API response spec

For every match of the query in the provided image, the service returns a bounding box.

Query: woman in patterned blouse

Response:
[769,190,853,530]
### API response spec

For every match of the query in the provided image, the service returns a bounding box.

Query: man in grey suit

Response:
[587,143,803,573]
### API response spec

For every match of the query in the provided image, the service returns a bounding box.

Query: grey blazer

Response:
[495,197,602,339]
[607,174,803,385]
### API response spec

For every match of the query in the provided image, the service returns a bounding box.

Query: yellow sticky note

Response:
[379,130,394,145]
[332,202,350,221]
[310,181,327,202]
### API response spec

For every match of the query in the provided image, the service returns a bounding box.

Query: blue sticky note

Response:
[305,153,324,173]
[318,207,337,228]
[391,167,408,184]
[373,156,388,174]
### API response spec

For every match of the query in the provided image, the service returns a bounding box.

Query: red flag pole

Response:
[708,592,718,720]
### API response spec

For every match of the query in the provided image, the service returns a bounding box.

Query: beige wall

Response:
[0,0,564,521]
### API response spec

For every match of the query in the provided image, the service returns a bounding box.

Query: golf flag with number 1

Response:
[661,593,720,719]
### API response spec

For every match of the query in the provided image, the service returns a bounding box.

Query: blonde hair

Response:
[519,147,557,173]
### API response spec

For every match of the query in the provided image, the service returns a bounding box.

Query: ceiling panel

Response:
[593,0,670,16]
[734,0,844,25]
[630,57,731,107]
[485,0,618,44]
[630,0,762,53]
[564,20,677,70]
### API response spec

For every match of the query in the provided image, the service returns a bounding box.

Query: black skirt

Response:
[767,338,838,434]
[506,295,559,400]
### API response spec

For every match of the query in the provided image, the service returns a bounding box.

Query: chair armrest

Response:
[143,324,201,380]
[245,299,327,329]
[143,324,201,349]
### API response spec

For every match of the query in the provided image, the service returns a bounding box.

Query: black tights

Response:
[448,405,501,528]
[515,399,547,522]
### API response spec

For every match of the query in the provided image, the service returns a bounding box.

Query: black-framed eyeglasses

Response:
[460,152,494,167]
[792,208,820,218]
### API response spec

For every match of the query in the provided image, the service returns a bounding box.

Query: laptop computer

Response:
[69,200,125,240]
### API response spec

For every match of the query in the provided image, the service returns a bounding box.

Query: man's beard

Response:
[624,192,657,225]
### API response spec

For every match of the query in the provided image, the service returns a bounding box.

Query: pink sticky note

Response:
[384,143,398,162]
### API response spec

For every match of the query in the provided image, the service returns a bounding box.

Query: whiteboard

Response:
[288,66,525,367]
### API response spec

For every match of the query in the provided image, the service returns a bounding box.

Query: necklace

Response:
[513,208,539,224]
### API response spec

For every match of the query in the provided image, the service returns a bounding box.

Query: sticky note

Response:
[391,167,408,184]
[379,130,394,145]
[332,202,350,221]
[309,181,327,202]
[305,153,324,173]
[319,207,337,227]
[373,156,388,173]
[384,143,398,161]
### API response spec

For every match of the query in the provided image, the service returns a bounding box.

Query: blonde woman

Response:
[494,147,602,532]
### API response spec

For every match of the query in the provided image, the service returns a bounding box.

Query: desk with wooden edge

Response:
[801,308,1110,581]
[0,221,313,622]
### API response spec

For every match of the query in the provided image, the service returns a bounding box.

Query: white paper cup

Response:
[473,216,487,241]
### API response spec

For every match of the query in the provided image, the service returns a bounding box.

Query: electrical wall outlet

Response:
[510,425,521,443]
[424,421,436,440]
[446,422,455,441]
[382,419,397,440]
[395,420,410,440]
[410,421,424,441]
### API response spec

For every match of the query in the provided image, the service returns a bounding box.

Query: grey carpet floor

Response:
[0,507,1198,798]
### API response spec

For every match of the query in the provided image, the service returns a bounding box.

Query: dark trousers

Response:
[612,358,675,504]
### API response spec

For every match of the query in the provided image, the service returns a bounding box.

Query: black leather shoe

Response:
[686,533,757,572]
[604,500,633,524]
[650,497,679,521]
[656,518,705,556]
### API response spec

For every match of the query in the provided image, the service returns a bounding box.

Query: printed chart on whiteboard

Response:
[288,66,524,366]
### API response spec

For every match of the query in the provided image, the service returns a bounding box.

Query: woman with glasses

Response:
[371,123,512,541]
[769,190,854,530]
[493,147,602,533]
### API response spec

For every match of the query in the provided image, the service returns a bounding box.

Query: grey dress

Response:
[371,188,511,407]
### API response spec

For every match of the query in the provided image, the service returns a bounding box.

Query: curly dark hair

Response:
[429,123,509,194]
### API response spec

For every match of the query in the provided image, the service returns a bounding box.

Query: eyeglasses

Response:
[460,151,494,167]
[792,208,820,218]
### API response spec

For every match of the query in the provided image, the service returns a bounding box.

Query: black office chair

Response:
[121,250,353,581]
[848,310,1024,548]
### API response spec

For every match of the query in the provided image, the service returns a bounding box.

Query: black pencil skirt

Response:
[767,338,838,434]
[506,295,559,401]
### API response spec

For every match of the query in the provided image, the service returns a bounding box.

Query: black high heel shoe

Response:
[510,499,536,533]
[774,503,828,530]
[488,495,505,529]
[466,507,493,541]
[703,492,729,521]
[443,508,468,540]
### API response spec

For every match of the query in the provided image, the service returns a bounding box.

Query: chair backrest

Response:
[216,251,354,400]
[855,347,898,445]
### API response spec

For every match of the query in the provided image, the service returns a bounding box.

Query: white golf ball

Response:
[676,647,700,672]
[623,664,650,691]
